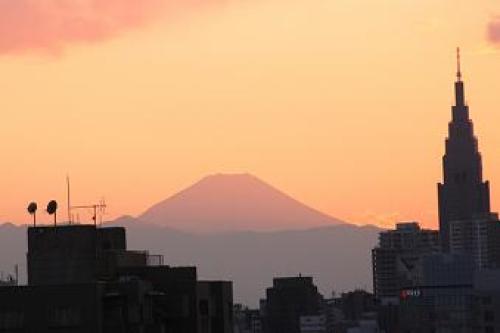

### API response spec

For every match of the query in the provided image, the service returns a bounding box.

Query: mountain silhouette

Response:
[139,173,344,233]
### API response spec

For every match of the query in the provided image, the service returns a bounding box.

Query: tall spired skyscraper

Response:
[438,48,491,251]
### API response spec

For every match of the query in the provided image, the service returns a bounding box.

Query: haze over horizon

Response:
[2,0,500,229]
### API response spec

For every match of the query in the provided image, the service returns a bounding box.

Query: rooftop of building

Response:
[381,222,439,235]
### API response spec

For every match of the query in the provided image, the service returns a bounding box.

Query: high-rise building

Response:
[371,49,500,333]
[438,48,491,252]
[371,222,439,300]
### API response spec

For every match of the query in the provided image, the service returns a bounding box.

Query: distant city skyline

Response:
[1,1,500,228]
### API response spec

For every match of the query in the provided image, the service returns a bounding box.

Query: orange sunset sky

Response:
[1,0,500,229]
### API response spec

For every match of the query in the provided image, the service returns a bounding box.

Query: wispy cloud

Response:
[487,16,500,47]
[0,0,217,55]
[354,212,402,229]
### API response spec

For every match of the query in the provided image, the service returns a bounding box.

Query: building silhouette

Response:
[0,224,234,333]
[438,49,492,252]
[398,253,476,332]
[261,276,324,333]
[372,222,439,300]
[256,278,378,333]
[323,290,377,333]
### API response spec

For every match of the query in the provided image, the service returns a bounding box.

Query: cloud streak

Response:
[487,16,500,46]
[0,0,216,55]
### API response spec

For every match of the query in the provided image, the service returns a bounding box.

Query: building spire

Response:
[456,47,462,81]
[439,48,491,252]
[454,47,465,107]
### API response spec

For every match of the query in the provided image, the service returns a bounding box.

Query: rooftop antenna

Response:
[47,200,58,227]
[99,198,106,225]
[71,200,107,226]
[27,202,38,227]
[67,175,72,225]
[67,178,107,226]
[456,47,462,81]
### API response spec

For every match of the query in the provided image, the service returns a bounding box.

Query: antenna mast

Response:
[67,175,72,224]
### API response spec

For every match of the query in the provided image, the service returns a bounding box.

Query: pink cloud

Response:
[487,16,500,46]
[0,0,217,55]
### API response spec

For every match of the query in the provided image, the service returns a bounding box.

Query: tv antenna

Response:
[66,176,107,226]
[67,175,71,224]
[71,199,107,226]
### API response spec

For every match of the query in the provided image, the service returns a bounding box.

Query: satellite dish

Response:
[47,200,58,215]
[27,202,38,227]
[27,202,37,215]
